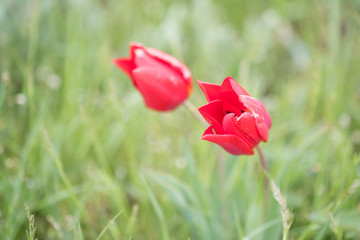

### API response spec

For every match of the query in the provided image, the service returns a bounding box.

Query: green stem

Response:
[256,146,269,220]
[183,100,208,127]
[183,99,226,186]
[184,99,228,221]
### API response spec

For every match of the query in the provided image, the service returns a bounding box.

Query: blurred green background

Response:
[1,0,360,239]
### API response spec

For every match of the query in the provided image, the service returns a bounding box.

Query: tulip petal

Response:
[235,112,262,144]
[219,78,248,116]
[222,112,260,148]
[129,42,145,58]
[201,126,254,155]
[221,77,249,96]
[113,58,135,78]
[132,67,188,111]
[133,48,164,71]
[221,99,247,117]
[145,47,192,86]
[133,47,187,85]
[239,95,271,141]
[197,80,221,102]
[128,43,191,85]
[198,100,224,134]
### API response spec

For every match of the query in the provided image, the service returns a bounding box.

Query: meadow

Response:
[1,0,360,239]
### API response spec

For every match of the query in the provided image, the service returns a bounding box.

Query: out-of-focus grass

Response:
[1,0,360,239]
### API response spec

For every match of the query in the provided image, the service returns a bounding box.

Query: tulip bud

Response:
[113,43,192,111]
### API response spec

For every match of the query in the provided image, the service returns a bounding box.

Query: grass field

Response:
[1,0,360,239]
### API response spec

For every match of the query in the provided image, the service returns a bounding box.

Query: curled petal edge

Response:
[221,77,249,96]
[198,100,224,134]
[197,79,221,102]
[145,47,192,86]
[201,126,255,155]
[239,95,271,142]
[222,112,260,147]
[113,58,135,77]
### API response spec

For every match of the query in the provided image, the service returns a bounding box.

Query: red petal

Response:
[132,47,190,87]
[221,99,247,117]
[133,47,164,70]
[113,43,144,81]
[234,112,262,144]
[223,112,262,146]
[219,77,248,116]
[129,42,145,58]
[198,100,224,134]
[113,58,135,77]
[145,47,192,86]
[132,67,188,111]
[220,77,249,96]
[197,80,221,102]
[201,126,254,155]
[239,95,271,141]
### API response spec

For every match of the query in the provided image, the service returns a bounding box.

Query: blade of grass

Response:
[244,218,281,240]
[95,210,124,240]
[141,175,170,240]
[42,129,81,209]
[25,0,40,120]
[75,219,83,240]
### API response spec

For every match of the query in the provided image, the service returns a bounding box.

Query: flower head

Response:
[198,77,271,155]
[113,43,192,111]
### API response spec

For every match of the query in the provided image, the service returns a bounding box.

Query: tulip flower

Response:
[198,77,271,155]
[113,43,192,111]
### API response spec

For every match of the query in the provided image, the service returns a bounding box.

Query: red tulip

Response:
[113,43,192,111]
[198,77,271,155]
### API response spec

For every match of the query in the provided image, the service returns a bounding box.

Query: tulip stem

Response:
[183,99,226,188]
[183,100,208,128]
[256,145,269,174]
[256,145,270,220]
